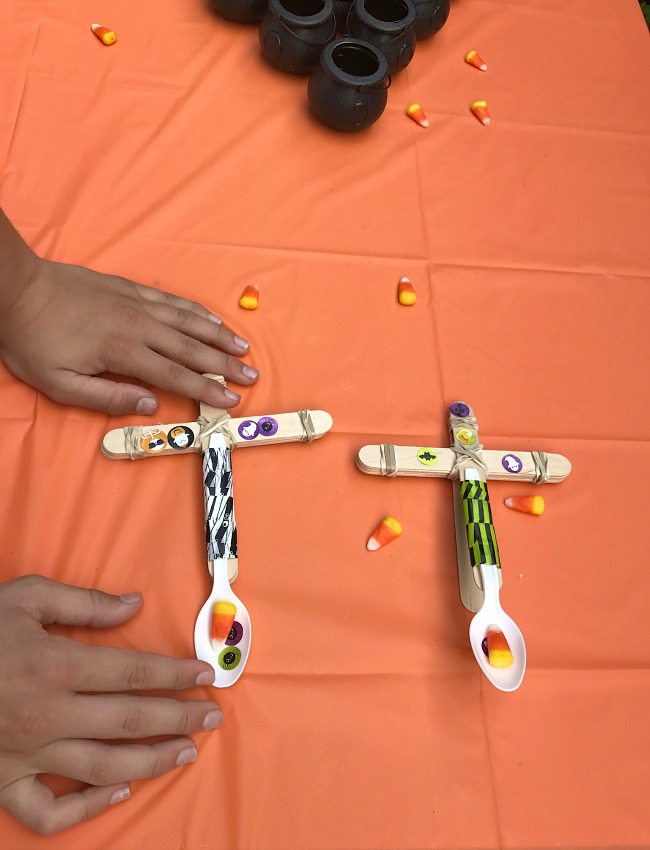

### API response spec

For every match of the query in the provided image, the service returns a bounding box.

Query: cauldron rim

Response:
[353,0,416,33]
[268,0,335,27]
[320,37,389,87]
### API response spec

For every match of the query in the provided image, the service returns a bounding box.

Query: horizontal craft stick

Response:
[101,411,334,460]
[356,445,571,483]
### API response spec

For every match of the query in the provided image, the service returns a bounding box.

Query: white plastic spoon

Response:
[194,556,251,688]
[468,561,526,692]
[194,431,251,687]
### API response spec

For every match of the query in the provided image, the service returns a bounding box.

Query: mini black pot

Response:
[308,38,390,132]
[260,0,337,75]
[345,0,416,75]
[209,0,269,24]
[412,0,449,39]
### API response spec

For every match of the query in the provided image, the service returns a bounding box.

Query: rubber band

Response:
[298,409,315,442]
[448,410,488,478]
[531,450,549,484]
[124,426,146,459]
[380,443,398,478]
[197,415,236,449]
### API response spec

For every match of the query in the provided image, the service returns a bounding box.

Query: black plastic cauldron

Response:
[260,0,337,74]
[345,0,416,75]
[209,0,269,24]
[308,38,390,131]
[412,0,449,39]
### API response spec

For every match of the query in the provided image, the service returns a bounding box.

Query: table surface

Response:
[1,1,650,848]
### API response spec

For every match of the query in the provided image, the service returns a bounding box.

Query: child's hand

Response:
[0,257,258,414]
[0,575,223,835]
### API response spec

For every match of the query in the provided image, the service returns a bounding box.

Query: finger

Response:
[7,574,144,628]
[105,347,243,408]
[142,301,251,358]
[145,324,257,386]
[0,775,130,836]
[53,371,159,416]
[38,738,198,786]
[64,643,216,692]
[64,694,223,740]
[132,282,215,320]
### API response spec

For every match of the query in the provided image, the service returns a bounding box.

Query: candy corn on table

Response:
[1,1,649,848]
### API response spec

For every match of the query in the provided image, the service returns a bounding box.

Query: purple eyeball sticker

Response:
[502,454,523,474]
[450,402,470,418]
[238,420,259,440]
[257,416,278,437]
[226,621,244,647]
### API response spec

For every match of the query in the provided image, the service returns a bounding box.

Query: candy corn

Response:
[465,50,487,71]
[398,277,416,306]
[367,516,403,551]
[91,24,117,46]
[407,104,429,128]
[487,625,513,668]
[471,101,490,126]
[505,495,545,516]
[210,601,237,649]
[239,284,259,310]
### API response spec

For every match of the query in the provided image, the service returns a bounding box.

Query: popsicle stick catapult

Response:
[101,375,333,686]
[356,402,571,691]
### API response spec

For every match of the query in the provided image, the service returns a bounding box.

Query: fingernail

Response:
[242,365,258,380]
[195,670,215,686]
[209,313,222,324]
[203,709,223,730]
[224,389,240,403]
[110,787,131,806]
[176,747,198,767]
[234,336,249,350]
[136,398,157,415]
[119,593,142,604]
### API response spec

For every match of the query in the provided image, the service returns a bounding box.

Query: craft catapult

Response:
[102,375,333,687]
[357,401,572,691]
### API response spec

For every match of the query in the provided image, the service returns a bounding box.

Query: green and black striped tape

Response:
[460,480,501,567]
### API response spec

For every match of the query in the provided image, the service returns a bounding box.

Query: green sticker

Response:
[456,429,477,447]
[218,648,242,671]
[417,448,438,466]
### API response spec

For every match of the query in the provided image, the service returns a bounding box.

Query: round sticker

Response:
[257,416,278,437]
[456,429,477,447]
[218,647,242,671]
[167,425,194,451]
[225,621,244,647]
[140,428,167,455]
[238,420,259,441]
[502,454,523,474]
[450,402,470,418]
[417,448,438,466]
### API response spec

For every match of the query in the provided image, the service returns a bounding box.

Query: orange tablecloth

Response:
[1,1,650,847]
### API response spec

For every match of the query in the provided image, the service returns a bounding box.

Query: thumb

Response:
[10,575,143,628]
[55,373,159,415]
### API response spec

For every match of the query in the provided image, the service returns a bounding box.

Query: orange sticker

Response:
[140,428,168,454]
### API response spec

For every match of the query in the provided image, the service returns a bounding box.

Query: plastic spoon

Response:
[468,561,526,692]
[194,556,251,688]
[194,431,251,687]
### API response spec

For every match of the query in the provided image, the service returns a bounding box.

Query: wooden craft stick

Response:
[356,445,571,483]
[101,410,334,460]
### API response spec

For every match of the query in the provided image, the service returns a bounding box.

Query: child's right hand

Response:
[0,575,223,835]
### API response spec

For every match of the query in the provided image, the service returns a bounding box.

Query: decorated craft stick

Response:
[101,374,333,687]
[101,410,333,460]
[356,401,571,614]
[356,445,571,483]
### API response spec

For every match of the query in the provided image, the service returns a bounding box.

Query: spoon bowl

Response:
[194,557,252,688]
[469,562,526,692]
